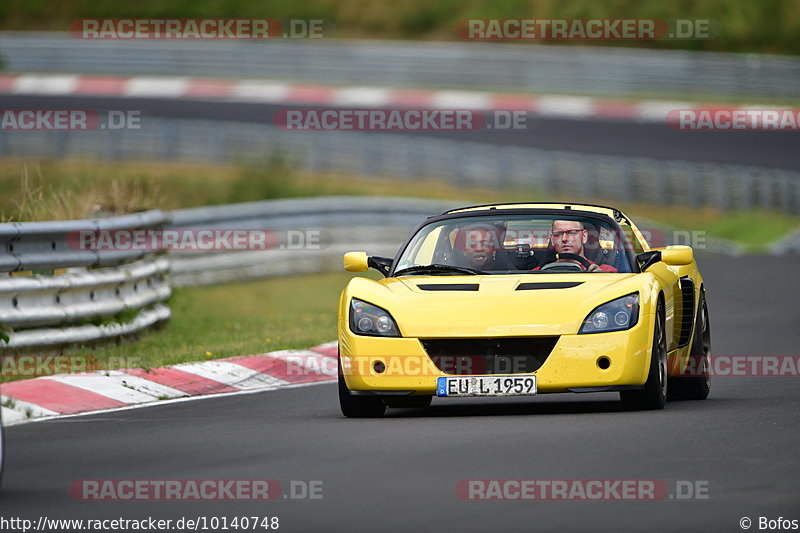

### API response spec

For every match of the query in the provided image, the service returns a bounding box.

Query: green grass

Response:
[0,157,315,222]
[2,157,798,247]
[623,204,800,251]
[1,0,799,54]
[60,270,381,370]
[705,211,799,248]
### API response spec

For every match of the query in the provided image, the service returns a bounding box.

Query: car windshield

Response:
[394,213,634,275]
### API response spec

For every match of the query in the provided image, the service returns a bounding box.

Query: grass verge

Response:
[1,158,797,248]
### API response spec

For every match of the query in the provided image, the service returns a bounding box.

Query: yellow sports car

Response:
[338,203,710,417]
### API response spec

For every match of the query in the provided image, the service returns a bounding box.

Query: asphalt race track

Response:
[2,254,799,533]
[2,94,799,170]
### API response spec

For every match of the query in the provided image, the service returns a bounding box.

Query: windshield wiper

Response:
[393,264,484,276]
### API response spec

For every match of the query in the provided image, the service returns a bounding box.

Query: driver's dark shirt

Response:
[532,258,618,272]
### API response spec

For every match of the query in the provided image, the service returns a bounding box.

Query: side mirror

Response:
[343,251,369,272]
[661,245,694,266]
[637,245,694,272]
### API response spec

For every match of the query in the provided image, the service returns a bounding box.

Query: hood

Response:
[351,273,645,337]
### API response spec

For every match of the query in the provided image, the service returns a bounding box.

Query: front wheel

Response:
[338,358,386,418]
[669,290,711,400]
[620,301,667,410]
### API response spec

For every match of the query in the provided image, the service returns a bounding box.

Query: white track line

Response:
[536,95,595,118]
[430,90,492,109]
[4,380,334,426]
[231,81,291,102]
[45,373,179,404]
[173,360,289,390]
[124,77,189,98]
[1,399,59,423]
[14,74,78,95]
[332,87,392,107]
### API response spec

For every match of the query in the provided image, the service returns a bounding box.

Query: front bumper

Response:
[339,313,654,395]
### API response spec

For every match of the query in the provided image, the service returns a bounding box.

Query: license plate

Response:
[436,375,536,397]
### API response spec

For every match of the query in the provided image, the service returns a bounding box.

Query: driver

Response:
[536,220,618,272]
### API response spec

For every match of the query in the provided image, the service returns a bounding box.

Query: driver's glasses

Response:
[551,230,582,238]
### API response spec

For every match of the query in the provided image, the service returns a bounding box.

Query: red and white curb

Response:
[0,72,698,123]
[0,342,338,425]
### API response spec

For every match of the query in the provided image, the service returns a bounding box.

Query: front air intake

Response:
[420,337,559,375]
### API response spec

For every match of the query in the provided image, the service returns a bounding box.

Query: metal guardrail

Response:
[0,211,171,351]
[0,210,169,272]
[1,32,799,100]
[3,119,798,215]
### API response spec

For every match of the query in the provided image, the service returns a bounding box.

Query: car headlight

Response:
[349,298,401,337]
[579,293,639,334]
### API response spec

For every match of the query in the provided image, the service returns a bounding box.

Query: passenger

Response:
[454,224,503,270]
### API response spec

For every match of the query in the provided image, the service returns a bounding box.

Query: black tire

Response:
[384,396,432,409]
[668,290,711,400]
[338,358,386,418]
[620,301,668,410]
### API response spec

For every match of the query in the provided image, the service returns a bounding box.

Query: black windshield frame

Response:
[388,208,641,277]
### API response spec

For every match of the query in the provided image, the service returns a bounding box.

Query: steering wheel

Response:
[539,252,593,272]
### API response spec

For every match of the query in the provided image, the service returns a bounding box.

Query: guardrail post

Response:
[779,173,792,214]
[53,131,68,158]
[361,135,377,177]
[452,141,466,185]
[618,159,633,203]
[495,145,510,189]
[759,170,773,211]
[408,136,422,179]
[161,121,178,160]
[738,171,753,210]
[713,167,730,211]
[530,150,552,198]
[654,162,669,206]
[685,162,701,207]
[104,128,119,160]
[212,122,226,164]
[308,134,327,173]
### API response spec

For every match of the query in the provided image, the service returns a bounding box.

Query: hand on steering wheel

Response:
[539,252,595,272]
[555,253,592,269]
